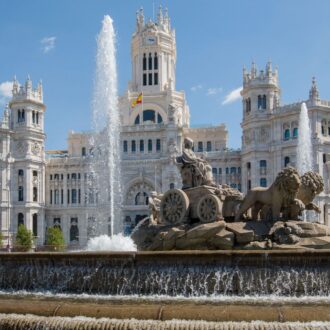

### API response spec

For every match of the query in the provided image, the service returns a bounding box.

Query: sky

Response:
[0,0,330,150]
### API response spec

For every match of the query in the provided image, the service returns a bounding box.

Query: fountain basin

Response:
[0,250,330,296]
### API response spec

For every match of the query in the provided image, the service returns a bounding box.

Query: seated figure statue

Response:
[176,137,214,189]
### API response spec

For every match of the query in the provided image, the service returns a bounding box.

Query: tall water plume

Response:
[89,15,122,236]
[296,102,313,175]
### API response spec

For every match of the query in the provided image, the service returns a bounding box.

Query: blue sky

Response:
[0,0,330,149]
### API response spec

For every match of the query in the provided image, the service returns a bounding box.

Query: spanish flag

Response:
[131,93,142,108]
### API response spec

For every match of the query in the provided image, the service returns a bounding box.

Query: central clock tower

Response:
[130,6,176,93]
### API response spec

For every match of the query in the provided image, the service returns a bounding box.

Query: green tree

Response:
[46,227,65,251]
[15,224,34,251]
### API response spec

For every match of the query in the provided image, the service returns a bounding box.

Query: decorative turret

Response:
[241,62,280,116]
[309,77,320,105]
[11,76,43,103]
[243,61,279,88]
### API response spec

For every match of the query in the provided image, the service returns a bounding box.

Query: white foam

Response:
[86,234,137,251]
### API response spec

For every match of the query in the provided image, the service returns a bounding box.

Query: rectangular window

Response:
[156,139,161,152]
[54,190,59,204]
[154,72,158,85]
[148,73,152,85]
[61,189,64,204]
[218,168,222,175]
[82,147,86,156]
[67,174,70,180]
[148,139,152,152]
[143,74,147,86]
[67,189,70,204]
[131,140,136,153]
[207,141,212,152]
[198,142,203,152]
[143,54,146,71]
[123,140,128,152]
[18,186,24,202]
[260,178,267,187]
[78,189,81,204]
[72,189,77,204]
[154,54,158,70]
[50,175,53,180]
[148,54,152,70]
[50,190,53,204]
[140,140,144,152]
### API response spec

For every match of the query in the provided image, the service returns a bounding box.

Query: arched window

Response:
[143,110,156,123]
[262,95,267,109]
[140,139,144,152]
[18,186,24,201]
[21,109,25,121]
[33,187,38,202]
[18,213,24,226]
[169,183,175,189]
[123,141,128,152]
[53,218,61,230]
[230,167,236,174]
[143,53,146,71]
[154,53,158,70]
[157,113,163,123]
[131,140,136,153]
[32,214,38,237]
[32,111,36,124]
[260,178,267,187]
[148,53,152,70]
[156,139,161,151]
[18,169,24,177]
[17,110,21,123]
[284,156,290,167]
[293,127,298,138]
[284,129,290,140]
[245,98,251,113]
[36,112,39,124]
[258,95,262,109]
[148,139,152,152]
[321,120,326,135]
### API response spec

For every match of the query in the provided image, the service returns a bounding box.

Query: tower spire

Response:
[309,76,320,104]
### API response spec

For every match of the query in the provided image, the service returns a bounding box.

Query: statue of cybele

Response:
[176,137,214,189]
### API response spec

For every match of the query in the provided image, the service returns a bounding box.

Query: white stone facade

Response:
[1,7,330,247]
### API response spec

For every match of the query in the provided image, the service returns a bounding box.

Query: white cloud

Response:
[207,87,223,96]
[0,81,12,105]
[41,36,56,53]
[222,86,243,105]
[190,84,202,92]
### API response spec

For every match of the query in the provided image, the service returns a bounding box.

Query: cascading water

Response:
[88,16,122,239]
[296,102,313,175]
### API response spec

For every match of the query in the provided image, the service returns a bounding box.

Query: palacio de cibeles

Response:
[1,3,330,330]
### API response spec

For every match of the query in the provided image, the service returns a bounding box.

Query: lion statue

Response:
[296,171,324,213]
[235,167,301,221]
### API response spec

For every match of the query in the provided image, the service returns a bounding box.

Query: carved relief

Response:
[126,181,154,205]
[16,141,28,156]
[31,142,41,156]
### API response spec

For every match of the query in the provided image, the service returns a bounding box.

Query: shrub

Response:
[15,224,34,251]
[46,227,65,251]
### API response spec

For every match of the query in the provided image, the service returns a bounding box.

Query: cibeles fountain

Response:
[1,16,330,330]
